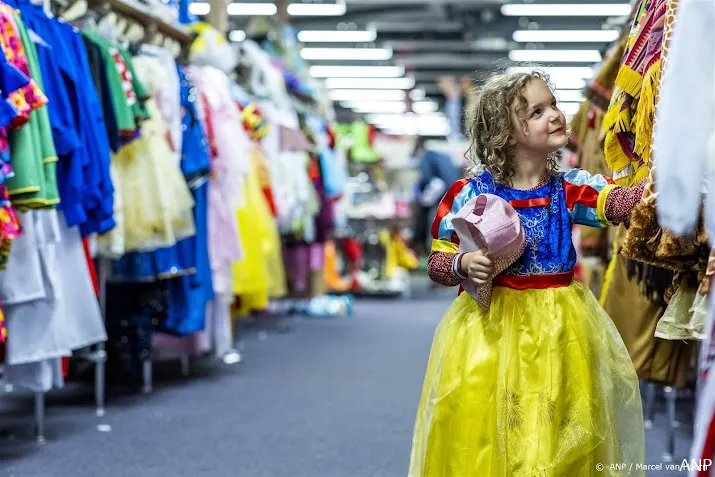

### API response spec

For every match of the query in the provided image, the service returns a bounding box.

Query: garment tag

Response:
[28,30,50,48]
[613,164,634,182]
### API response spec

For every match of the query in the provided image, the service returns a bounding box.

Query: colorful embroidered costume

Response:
[409,169,645,477]
[603,0,668,185]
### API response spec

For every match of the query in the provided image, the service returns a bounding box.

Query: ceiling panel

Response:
[226,0,631,135]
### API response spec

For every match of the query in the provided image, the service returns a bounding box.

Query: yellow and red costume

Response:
[409,169,646,477]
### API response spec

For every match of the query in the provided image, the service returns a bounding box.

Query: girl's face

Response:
[510,79,568,156]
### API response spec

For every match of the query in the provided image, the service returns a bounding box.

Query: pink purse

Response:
[451,194,526,308]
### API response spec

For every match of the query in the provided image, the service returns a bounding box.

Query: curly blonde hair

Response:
[464,69,561,186]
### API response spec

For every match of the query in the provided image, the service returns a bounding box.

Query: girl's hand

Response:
[461,250,494,285]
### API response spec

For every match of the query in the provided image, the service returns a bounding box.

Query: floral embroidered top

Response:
[429,169,645,286]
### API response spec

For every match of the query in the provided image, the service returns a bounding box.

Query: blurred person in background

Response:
[410,136,461,266]
[410,76,466,267]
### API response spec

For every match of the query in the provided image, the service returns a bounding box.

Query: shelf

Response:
[88,0,195,44]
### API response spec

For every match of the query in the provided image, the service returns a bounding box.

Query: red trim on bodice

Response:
[509,197,550,209]
[493,272,574,290]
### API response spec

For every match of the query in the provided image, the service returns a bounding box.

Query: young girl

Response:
[408,71,646,476]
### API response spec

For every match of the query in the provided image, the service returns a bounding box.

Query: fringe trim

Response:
[632,59,662,164]
[615,176,635,187]
[603,95,632,134]
[613,103,632,134]
[614,65,643,98]
[603,95,624,131]
[625,259,673,306]
[604,130,631,172]
[634,162,650,184]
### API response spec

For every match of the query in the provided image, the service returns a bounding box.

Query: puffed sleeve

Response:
[563,168,647,228]
[430,178,474,253]
[563,169,617,228]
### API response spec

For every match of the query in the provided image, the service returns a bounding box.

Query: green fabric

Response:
[82,29,136,134]
[118,48,150,123]
[349,122,380,163]
[19,11,58,205]
[7,11,59,208]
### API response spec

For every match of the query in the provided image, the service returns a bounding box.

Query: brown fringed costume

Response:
[602,226,694,388]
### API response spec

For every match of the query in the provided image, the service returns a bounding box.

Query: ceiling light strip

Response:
[298,30,376,43]
[309,65,404,78]
[509,49,602,63]
[189,2,210,15]
[227,3,277,15]
[328,90,407,101]
[324,77,415,89]
[513,30,620,43]
[549,78,588,90]
[366,113,447,125]
[343,100,438,114]
[507,66,595,79]
[288,1,346,16]
[501,3,632,17]
[192,2,347,16]
[301,48,392,61]
[345,101,407,113]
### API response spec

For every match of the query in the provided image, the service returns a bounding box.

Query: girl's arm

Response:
[427,178,475,287]
[603,179,647,225]
[563,169,646,228]
[427,251,463,287]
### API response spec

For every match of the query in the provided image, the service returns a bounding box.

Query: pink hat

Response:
[451,194,526,309]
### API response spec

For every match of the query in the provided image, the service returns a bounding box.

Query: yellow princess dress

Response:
[409,170,644,477]
[231,144,286,315]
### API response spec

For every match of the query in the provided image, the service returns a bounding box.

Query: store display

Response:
[0,0,361,443]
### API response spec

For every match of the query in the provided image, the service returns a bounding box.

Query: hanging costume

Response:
[603,0,667,185]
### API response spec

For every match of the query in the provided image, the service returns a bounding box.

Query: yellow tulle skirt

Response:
[409,281,645,477]
[231,148,286,315]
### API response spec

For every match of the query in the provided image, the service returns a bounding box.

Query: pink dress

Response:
[188,65,248,295]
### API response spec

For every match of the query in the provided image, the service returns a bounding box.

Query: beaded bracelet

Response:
[452,252,468,280]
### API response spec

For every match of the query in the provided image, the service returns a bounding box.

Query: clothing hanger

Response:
[151,30,163,46]
[125,21,144,42]
[95,10,119,41]
[70,7,102,31]
[125,20,144,55]
[114,15,128,43]
[60,0,87,21]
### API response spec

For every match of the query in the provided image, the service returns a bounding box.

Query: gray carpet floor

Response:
[0,288,696,477]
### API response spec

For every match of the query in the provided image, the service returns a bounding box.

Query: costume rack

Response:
[1,0,195,443]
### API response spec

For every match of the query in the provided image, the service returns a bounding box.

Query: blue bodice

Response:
[470,171,577,277]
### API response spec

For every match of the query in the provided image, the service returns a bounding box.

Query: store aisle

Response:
[0,294,443,477]
[0,290,696,477]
